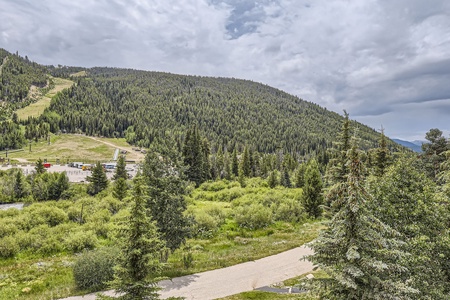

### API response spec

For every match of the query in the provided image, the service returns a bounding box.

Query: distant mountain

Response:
[392,139,422,152]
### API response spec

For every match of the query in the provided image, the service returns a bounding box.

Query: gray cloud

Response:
[1,0,449,140]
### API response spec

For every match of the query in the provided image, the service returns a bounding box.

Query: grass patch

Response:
[218,291,317,300]
[16,77,73,120]
[7,134,144,163]
[70,71,87,77]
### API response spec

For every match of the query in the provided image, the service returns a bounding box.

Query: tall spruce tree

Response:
[183,125,205,186]
[142,146,190,254]
[295,163,306,188]
[327,110,351,184]
[113,155,128,181]
[106,176,163,300]
[421,128,448,179]
[240,145,251,177]
[374,127,390,177]
[301,159,323,218]
[231,148,239,177]
[35,158,45,175]
[86,161,108,195]
[368,157,449,299]
[307,140,417,300]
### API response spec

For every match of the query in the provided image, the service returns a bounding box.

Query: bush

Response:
[272,199,306,223]
[235,204,272,229]
[28,204,68,227]
[64,229,98,252]
[0,236,20,258]
[0,219,18,238]
[73,246,119,290]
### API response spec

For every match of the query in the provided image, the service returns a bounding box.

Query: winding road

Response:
[61,245,314,300]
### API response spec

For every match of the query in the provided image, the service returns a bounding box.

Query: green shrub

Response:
[27,204,68,227]
[235,204,273,229]
[272,199,306,223]
[0,236,20,258]
[73,246,119,290]
[64,229,98,252]
[194,212,220,237]
[39,236,64,255]
[199,180,229,192]
[0,219,18,238]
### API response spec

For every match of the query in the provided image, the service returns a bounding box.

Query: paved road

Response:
[61,245,313,300]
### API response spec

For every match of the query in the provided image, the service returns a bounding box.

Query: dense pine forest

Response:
[0,48,449,300]
[1,48,402,157]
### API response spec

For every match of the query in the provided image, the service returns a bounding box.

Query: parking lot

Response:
[0,164,139,183]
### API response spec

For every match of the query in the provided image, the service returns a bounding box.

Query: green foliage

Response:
[308,142,416,299]
[367,157,450,298]
[113,177,128,201]
[34,158,46,174]
[421,128,449,179]
[143,148,190,252]
[0,235,20,258]
[64,229,98,252]
[107,176,164,300]
[235,203,272,229]
[73,247,119,290]
[113,155,128,181]
[86,161,109,195]
[301,159,323,219]
[268,170,278,188]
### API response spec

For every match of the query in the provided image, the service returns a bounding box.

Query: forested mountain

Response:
[0,48,48,103]
[45,67,402,155]
[0,48,403,156]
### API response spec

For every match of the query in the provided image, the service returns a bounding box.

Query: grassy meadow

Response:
[16,77,74,121]
[7,134,145,163]
[0,178,322,300]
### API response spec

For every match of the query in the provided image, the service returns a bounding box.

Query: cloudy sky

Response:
[1,0,449,141]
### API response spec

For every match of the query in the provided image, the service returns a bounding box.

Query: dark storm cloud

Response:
[1,0,449,140]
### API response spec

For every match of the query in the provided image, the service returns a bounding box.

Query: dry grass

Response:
[70,70,87,77]
[8,134,144,163]
[16,77,73,120]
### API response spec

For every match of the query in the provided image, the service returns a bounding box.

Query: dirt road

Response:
[60,245,313,300]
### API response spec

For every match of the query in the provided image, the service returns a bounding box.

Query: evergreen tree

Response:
[327,111,351,184]
[142,147,190,253]
[107,176,163,300]
[223,149,231,180]
[86,161,109,195]
[301,159,323,218]
[183,125,204,186]
[113,156,128,181]
[307,141,417,300]
[421,128,448,179]
[240,145,251,177]
[113,178,128,201]
[268,170,278,188]
[201,138,211,182]
[295,163,306,188]
[281,168,292,188]
[216,147,224,178]
[231,148,239,177]
[368,157,449,299]
[374,127,390,177]
[14,170,26,200]
[35,158,45,175]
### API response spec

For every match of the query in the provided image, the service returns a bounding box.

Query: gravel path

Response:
[60,245,313,300]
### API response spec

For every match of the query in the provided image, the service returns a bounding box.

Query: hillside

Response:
[0,48,403,155]
[45,67,403,154]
